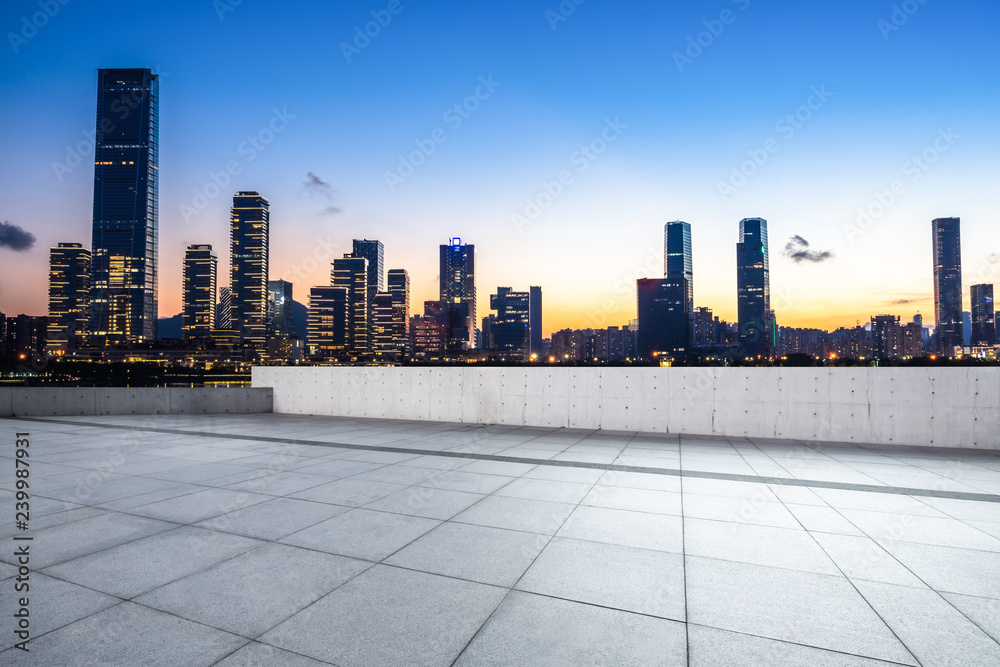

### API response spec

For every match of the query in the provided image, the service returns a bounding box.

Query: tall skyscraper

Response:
[664,220,693,312]
[230,191,269,348]
[529,285,543,356]
[871,315,903,359]
[89,68,159,345]
[47,243,91,354]
[182,245,217,340]
[307,286,348,358]
[387,269,410,357]
[971,284,995,346]
[351,240,385,303]
[737,217,772,358]
[637,278,690,360]
[267,280,294,338]
[439,238,476,349]
[332,255,369,354]
[932,217,963,355]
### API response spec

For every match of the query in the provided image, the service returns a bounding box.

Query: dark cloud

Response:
[892,299,912,305]
[0,221,36,252]
[783,235,833,263]
[303,172,335,200]
[318,206,342,216]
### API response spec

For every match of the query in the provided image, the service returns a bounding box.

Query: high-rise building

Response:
[529,285,543,356]
[351,240,385,303]
[267,280,294,339]
[47,243,91,354]
[971,284,995,346]
[387,269,410,356]
[332,255,369,354]
[89,68,159,346]
[637,278,690,360]
[411,315,447,362]
[902,322,923,359]
[489,287,535,360]
[871,315,903,359]
[737,217,772,358]
[424,300,470,356]
[230,192,270,348]
[371,292,400,362]
[693,307,718,346]
[182,245,217,340]
[664,221,694,328]
[216,287,233,330]
[932,217,963,355]
[307,286,348,358]
[439,238,476,349]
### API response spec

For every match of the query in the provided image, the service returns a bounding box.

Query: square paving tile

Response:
[516,537,685,620]
[385,522,545,587]
[454,591,687,666]
[261,565,506,667]
[688,624,905,666]
[557,505,684,553]
[281,508,439,561]
[195,497,351,541]
[453,496,576,535]
[363,486,484,520]
[684,517,840,575]
[127,488,272,524]
[289,478,407,506]
[136,543,371,638]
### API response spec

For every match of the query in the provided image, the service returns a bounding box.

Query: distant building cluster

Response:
[3,68,999,368]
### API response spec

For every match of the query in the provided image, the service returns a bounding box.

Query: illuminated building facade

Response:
[971,284,995,346]
[47,243,91,354]
[230,191,269,348]
[267,280,294,339]
[307,286,348,358]
[737,217,772,358]
[89,68,159,345]
[932,217,963,354]
[332,255,369,355]
[439,238,476,350]
[182,244,217,340]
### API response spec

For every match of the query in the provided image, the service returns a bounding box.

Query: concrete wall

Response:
[252,367,1000,450]
[0,387,273,417]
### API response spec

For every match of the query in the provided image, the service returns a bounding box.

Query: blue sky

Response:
[1,0,998,333]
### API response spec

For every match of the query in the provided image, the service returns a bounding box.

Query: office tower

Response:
[902,322,923,359]
[371,293,399,362]
[47,243,91,354]
[424,300,470,356]
[411,315,447,361]
[971,284,995,346]
[439,238,476,349]
[932,217,963,355]
[529,286,543,356]
[637,278,690,360]
[693,307,717,346]
[182,245,217,340]
[307,286,348,358]
[0,312,6,357]
[351,240,385,302]
[664,221,694,335]
[489,288,532,359]
[89,68,159,345]
[737,217,772,358]
[217,287,233,330]
[267,280,294,338]
[871,315,903,359]
[230,191,269,348]
[387,269,410,356]
[332,255,369,354]
[10,315,48,358]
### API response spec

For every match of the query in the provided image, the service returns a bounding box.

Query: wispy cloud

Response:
[303,172,335,200]
[783,235,833,263]
[0,220,36,252]
[317,205,342,216]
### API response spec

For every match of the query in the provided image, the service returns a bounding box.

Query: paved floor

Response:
[1,413,999,666]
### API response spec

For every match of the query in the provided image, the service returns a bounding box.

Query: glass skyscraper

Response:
[439,238,476,349]
[971,284,995,346]
[230,191,270,348]
[664,221,693,311]
[351,239,385,303]
[932,217,963,354]
[89,68,159,345]
[267,280,294,339]
[182,244,217,340]
[637,278,690,360]
[332,255,370,355]
[737,217,772,358]
[47,243,91,354]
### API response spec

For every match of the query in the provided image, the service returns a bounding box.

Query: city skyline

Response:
[1,2,999,335]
